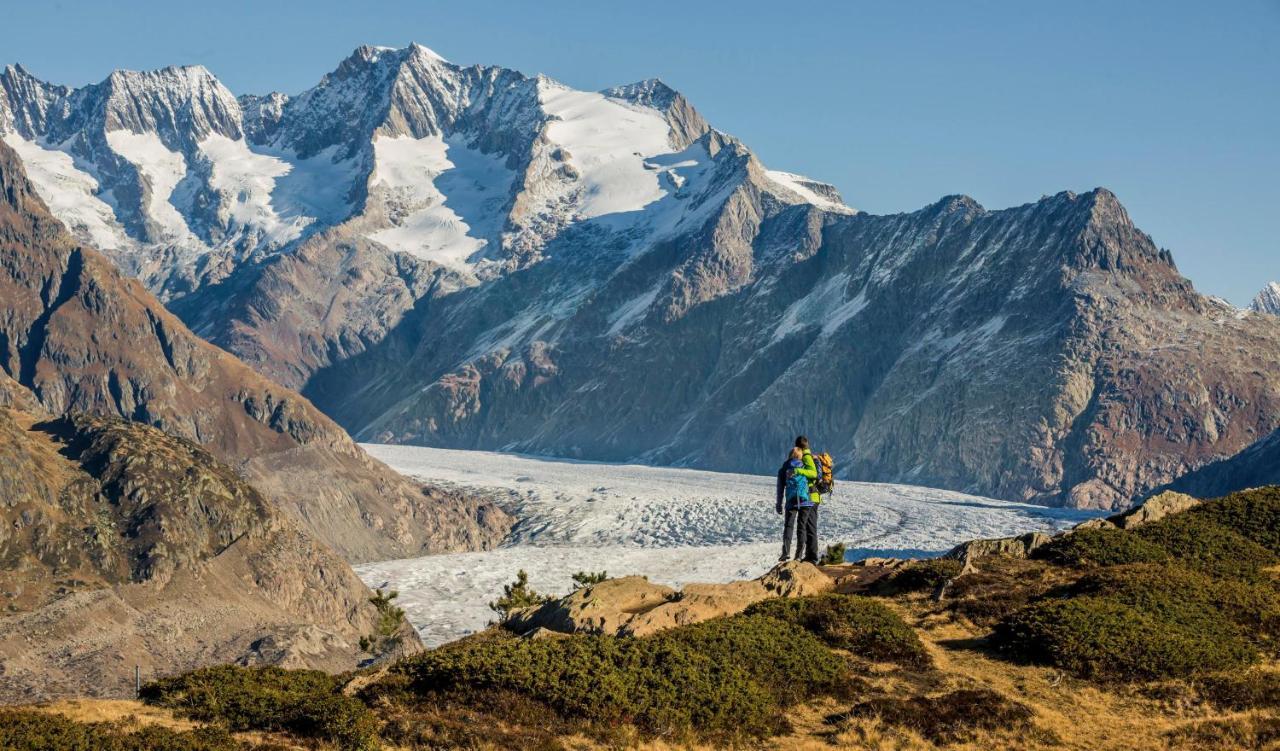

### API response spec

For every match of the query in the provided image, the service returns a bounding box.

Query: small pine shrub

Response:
[745,594,930,667]
[385,611,851,741]
[570,571,608,589]
[993,596,1255,681]
[873,558,963,595]
[489,569,551,621]
[1035,528,1169,568]
[360,588,407,656]
[818,543,847,565]
[1064,564,1280,639]
[1134,513,1277,580]
[0,709,246,750]
[1189,486,1280,554]
[140,665,379,751]
[832,688,1034,743]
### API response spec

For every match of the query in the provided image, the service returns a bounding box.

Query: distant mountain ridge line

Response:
[1,44,1277,511]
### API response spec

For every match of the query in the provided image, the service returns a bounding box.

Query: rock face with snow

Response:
[1252,282,1280,315]
[0,137,509,562]
[5,45,1278,511]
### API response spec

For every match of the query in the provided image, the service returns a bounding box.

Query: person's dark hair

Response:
[795,435,809,450]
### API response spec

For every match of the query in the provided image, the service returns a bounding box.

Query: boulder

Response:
[943,531,1053,573]
[1070,517,1116,532]
[510,562,832,638]
[507,576,674,636]
[1107,491,1200,529]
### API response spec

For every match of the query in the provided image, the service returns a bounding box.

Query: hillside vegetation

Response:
[6,486,1280,750]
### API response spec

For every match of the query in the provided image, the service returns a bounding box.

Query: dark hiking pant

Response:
[782,505,819,561]
[800,505,819,562]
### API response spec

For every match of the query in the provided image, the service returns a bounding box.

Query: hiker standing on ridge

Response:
[792,436,822,563]
[776,436,822,563]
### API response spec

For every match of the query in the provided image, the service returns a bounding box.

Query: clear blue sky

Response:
[4,0,1277,304]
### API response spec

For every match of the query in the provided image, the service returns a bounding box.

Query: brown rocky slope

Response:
[0,400,417,703]
[0,138,510,562]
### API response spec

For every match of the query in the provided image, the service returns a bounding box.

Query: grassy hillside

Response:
[5,486,1280,750]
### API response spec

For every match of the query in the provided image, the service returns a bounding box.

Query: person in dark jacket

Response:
[775,447,816,561]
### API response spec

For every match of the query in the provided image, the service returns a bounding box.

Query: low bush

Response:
[872,558,963,595]
[489,569,551,621]
[1133,513,1277,581]
[819,543,847,565]
[1035,528,1169,568]
[831,688,1034,743]
[1189,486,1280,554]
[140,665,379,751]
[1197,670,1280,711]
[570,570,608,589]
[384,612,851,742]
[745,594,930,667]
[992,596,1255,681]
[941,559,1066,627]
[1064,564,1280,640]
[0,710,251,751]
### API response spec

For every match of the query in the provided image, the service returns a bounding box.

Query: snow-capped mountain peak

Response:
[1,43,861,296]
[1252,281,1280,315]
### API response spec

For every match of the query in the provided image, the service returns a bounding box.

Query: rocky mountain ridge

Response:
[1252,281,1280,315]
[0,136,509,561]
[0,402,417,702]
[3,45,1277,510]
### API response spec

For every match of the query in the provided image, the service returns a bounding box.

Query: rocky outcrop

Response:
[0,137,509,562]
[943,532,1053,572]
[1106,491,1200,529]
[0,407,418,702]
[507,561,833,638]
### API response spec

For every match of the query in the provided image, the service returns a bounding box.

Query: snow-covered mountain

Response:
[1252,281,1280,315]
[0,44,849,297]
[4,45,1278,511]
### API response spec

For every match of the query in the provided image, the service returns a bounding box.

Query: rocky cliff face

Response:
[0,405,415,701]
[1252,282,1280,315]
[4,46,1277,511]
[313,187,1280,511]
[0,137,509,561]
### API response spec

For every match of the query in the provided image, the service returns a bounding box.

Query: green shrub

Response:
[570,571,609,589]
[385,612,850,741]
[831,688,1035,743]
[1134,513,1277,580]
[818,543,847,565]
[489,570,551,621]
[992,596,1255,681]
[745,594,930,667]
[360,588,407,656]
[872,558,963,595]
[1064,564,1280,639]
[0,710,248,750]
[1189,486,1280,554]
[140,665,379,751]
[1035,528,1169,568]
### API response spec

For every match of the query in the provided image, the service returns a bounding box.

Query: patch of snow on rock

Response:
[105,129,192,241]
[2,134,128,251]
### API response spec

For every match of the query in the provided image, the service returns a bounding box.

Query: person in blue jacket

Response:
[775,446,817,562]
